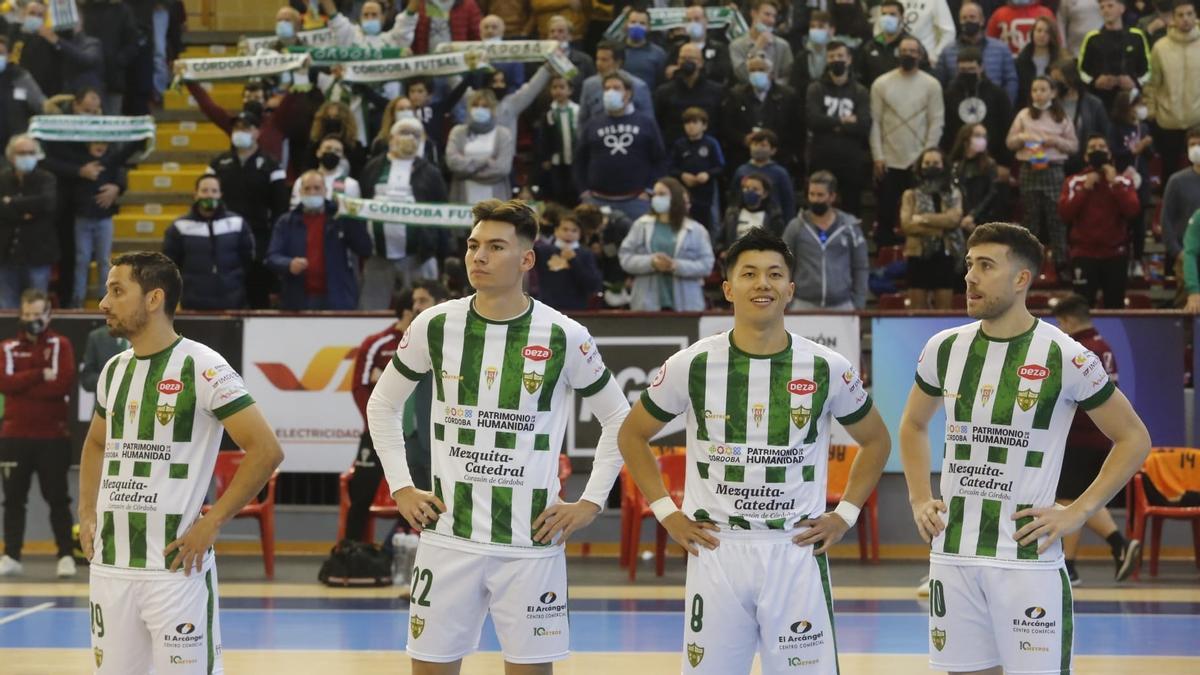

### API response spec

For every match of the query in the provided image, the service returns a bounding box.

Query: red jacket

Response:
[1058,169,1140,259]
[1065,327,1116,451]
[0,329,76,439]
[412,0,481,55]
[351,324,404,428]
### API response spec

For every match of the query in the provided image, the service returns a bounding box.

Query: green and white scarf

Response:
[339,51,489,83]
[435,40,578,78]
[28,115,156,159]
[175,53,311,82]
[239,27,335,55]
[338,196,475,228]
[605,7,749,41]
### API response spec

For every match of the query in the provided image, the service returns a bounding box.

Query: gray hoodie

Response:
[781,209,869,309]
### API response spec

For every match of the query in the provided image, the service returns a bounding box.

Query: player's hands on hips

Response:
[1013,503,1087,553]
[793,513,850,555]
[165,517,219,576]
[78,511,97,561]
[911,498,947,543]
[662,511,720,556]
[533,500,600,545]
[394,486,446,531]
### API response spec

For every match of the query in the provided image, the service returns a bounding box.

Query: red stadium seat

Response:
[623,453,688,581]
[878,293,908,310]
[202,450,278,579]
[874,245,905,268]
[1124,294,1152,309]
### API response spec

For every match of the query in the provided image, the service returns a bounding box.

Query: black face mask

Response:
[958,72,979,88]
[21,318,46,336]
[961,21,981,37]
[323,118,343,134]
[923,166,946,183]
[679,60,698,77]
[491,86,508,99]
[899,54,919,71]
[1088,150,1110,170]
[243,100,264,118]
[809,202,830,216]
[319,152,341,170]
[827,61,848,77]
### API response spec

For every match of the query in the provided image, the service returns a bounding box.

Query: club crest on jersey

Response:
[1016,389,1039,412]
[791,405,811,429]
[156,403,175,425]
[752,403,765,426]
[523,345,552,362]
[788,378,817,396]
[410,615,425,639]
[94,647,103,667]
[486,367,498,389]
[980,385,994,406]
[523,370,544,394]
[931,628,947,651]
[128,400,139,420]
[687,643,705,667]
[1018,364,1050,381]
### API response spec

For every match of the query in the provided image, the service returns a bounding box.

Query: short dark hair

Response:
[880,0,905,12]
[741,172,772,193]
[1051,294,1092,321]
[1186,125,1200,143]
[602,71,633,91]
[112,251,183,318]
[682,106,708,124]
[958,46,982,64]
[572,203,604,231]
[549,74,573,89]
[746,128,778,148]
[195,174,220,190]
[723,227,796,278]
[413,279,451,303]
[1085,132,1109,146]
[1175,0,1197,13]
[393,280,450,318]
[751,0,779,11]
[826,39,852,58]
[809,170,838,194]
[19,288,48,307]
[244,80,265,95]
[75,86,101,104]
[471,199,540,244]
[810,10,832,23]
[966,222,1045,275]
[406,77,431,93]
[596,40,625,63]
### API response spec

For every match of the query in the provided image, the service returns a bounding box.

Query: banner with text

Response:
[337,196,476,228]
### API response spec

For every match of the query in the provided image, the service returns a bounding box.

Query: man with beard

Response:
[899,223,1149,675]
[77,251,283,674]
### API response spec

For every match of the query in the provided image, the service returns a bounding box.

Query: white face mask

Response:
[1135,105,1149,121]
[1190,144,1200,166]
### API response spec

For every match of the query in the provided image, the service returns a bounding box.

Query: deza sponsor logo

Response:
[523,345,553,362]
[157,379,184,395]
[788,379,817,396]
[1017,364,1050,381]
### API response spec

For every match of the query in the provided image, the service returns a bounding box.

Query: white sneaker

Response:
[0,555,23,576]
[56,556,77,578]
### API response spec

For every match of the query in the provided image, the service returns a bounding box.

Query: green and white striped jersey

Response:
[92,337,255,578]
[641,331,872,532]
[914,320,1115,569]
[390,297,614,557]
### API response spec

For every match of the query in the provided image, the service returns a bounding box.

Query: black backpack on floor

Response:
[318,539,393,587]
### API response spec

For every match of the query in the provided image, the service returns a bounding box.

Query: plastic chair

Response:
[877,293,908,310]
[618,446,684,575]
[825,444,880,563]
[336,468,399,543]
[201,450,279,579]
[625,453,688,581]
[1126,447,1200,579]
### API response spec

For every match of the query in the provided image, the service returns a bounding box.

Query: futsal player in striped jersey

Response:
[367,199,629,673]
[78,252,284,674]
[899,223,1150,674]
[618,228,892,674]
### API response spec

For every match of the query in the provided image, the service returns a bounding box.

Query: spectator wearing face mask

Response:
[731,129,796,223]
[358,117,450,309]
[0,135,56,308]
[306,101,369,179]
[537,74,582,206]
[207,111,290,309]
[988,0,1058,56]
[664,4,733,86]
[446,90,515,203]
[5,1,63,97]
[1048,58,1111,175]
[68,141,124,308]
[267,170,373,311]
[412,0,484,54]
[789,10,836,98]
[942,48,1013,165]
[574,203,633,306]
[1058,134,1139,308]
[720,55,803,175]
[325,0,420,49]
[806,40,870,218]
[1145,0,1200,178]
[935,2,1019,104]
[782,171,868,310]
[900,148,964,310]
[653,43,723,146]
[870,36,944,248]
[163,175,255,310]
[899,0,957,62]
[619,177,715,311]
[948,123,1009,231]
[546,15,595,94]
[0,37,45,155]
[718,173,786,252]
[1109,90,1154,270]
[0,289,76,579]
[858,0,917,85]
[575,71,667,221]
[291,135,362,207]
[534,212,603,310]
[731,0,794,85]
[621,8,668,89]
[668,107,724,233]
[576,41,655,132]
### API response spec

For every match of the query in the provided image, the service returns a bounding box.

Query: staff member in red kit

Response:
[0,288,77,578]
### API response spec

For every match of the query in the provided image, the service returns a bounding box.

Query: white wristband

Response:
[650,496,681,523]
[834,501,861,528]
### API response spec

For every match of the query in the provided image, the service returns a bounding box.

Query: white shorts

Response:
[88,559,223,674]
[928,561,1073,674]
[681,531,839,675]
[405,536,570,664]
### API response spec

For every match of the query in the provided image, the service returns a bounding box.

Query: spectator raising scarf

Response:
[239,27,336,54]
[604,7,748,42]
[337,196,475,228]
[28,115,156,160]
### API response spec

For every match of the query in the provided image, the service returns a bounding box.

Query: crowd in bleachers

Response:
[2,0,1200,313]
